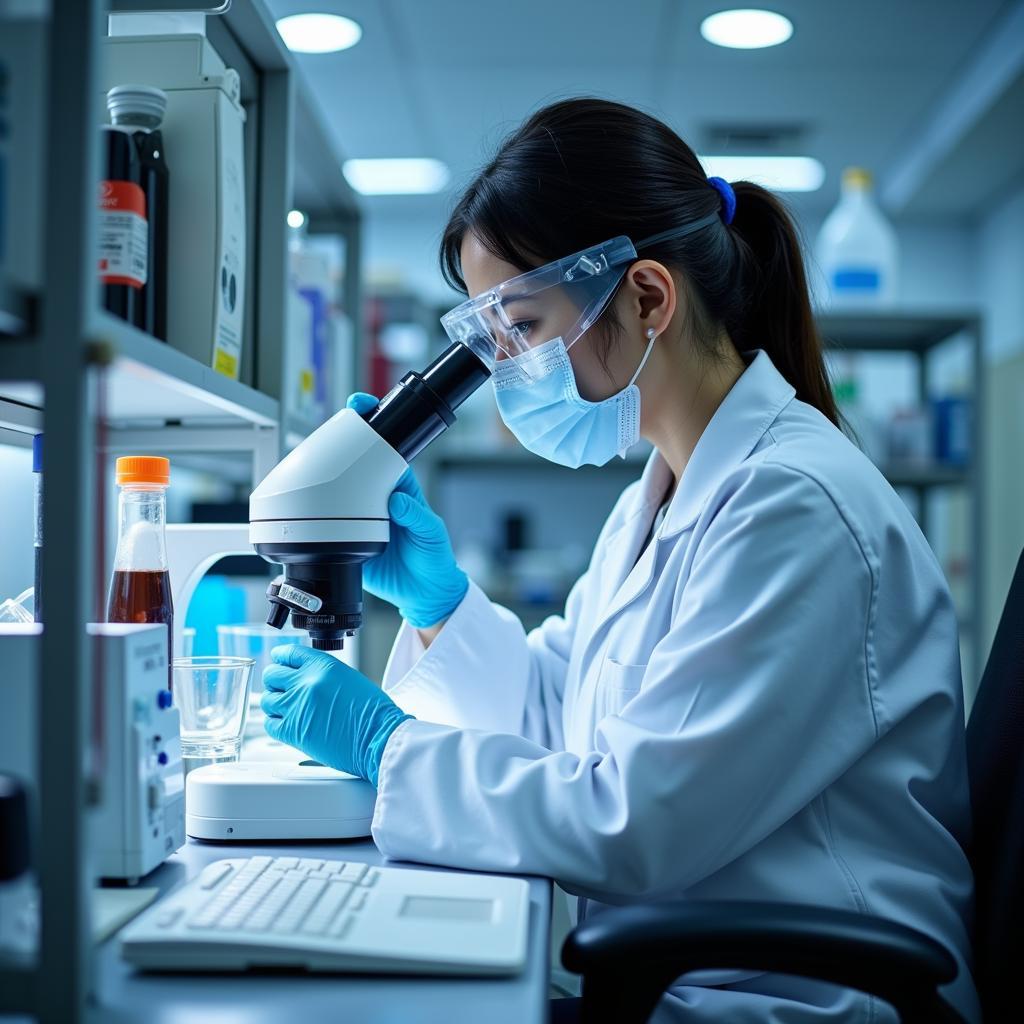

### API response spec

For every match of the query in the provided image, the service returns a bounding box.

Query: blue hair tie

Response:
[707,176,736,225]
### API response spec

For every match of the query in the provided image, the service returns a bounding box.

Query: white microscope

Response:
[186,334,494,841]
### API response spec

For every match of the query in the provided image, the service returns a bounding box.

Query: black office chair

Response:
[561,549,1024,1024]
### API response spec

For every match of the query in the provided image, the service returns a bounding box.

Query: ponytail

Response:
[728,183,839,426]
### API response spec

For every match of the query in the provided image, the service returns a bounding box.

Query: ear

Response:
[621,260,676,338]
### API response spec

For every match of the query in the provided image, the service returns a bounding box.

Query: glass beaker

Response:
[216,623,308,734]
[172,656,254,772]
[0,588,34,624]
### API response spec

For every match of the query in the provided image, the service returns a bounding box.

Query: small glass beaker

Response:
[217,623,308,734]
[0,588,34,624]
[172,656,254,772]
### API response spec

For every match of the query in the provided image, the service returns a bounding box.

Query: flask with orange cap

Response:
[106,456,173,689]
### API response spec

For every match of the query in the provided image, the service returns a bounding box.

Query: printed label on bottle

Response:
[832,267,880,293]
[98,179,148,288]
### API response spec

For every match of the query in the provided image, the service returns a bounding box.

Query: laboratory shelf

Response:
[4,316,284,434]
[0,281,35,336]
[817,309,980,352]
[111,1,292,79]
[4,3,364,1021]
[0,391,43,442]
[0,338,42,384]
[434,446,651,470]
[815,308,984,691]
[433,449,969,487]
[92,311,279,428]
[882,462,970,488]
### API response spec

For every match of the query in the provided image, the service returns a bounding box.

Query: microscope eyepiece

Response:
[365,341,490,462]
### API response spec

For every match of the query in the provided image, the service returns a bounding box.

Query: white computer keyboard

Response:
[120,855,530,976]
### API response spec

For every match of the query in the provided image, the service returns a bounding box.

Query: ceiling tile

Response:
[265,0,1018,287]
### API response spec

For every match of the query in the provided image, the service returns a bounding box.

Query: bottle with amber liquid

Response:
[106,457,173,688]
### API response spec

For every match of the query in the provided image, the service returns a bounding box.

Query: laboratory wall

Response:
[976,181,1024,653]
[365,212,454,303]
[0,445,33,604]
[845,219,976,309]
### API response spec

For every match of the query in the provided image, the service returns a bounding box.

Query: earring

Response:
[646,327,656,340]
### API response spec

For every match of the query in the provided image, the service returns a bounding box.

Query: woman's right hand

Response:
[347,393,469,629]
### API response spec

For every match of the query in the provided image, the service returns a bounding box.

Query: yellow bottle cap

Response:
[842,167,873,189]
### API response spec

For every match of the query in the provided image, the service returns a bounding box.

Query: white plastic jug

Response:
[816,167,899,308]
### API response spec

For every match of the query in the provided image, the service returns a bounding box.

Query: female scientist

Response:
[261,99,977,1023]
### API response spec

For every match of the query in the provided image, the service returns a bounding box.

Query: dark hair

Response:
[440,98,838,426]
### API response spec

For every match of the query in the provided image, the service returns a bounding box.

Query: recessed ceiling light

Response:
[699,155,824,192]
[287,209,306,228]
[343,158,450,196]
[276,13,362,54]
[700,9,793,49]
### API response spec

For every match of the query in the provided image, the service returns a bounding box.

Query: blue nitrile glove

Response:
[346,392,469,629]
[261,645,412,787]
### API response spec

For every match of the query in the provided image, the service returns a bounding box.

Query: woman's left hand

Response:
[261,646,413,787]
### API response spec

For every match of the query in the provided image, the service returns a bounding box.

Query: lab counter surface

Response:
[89,838,553,1024]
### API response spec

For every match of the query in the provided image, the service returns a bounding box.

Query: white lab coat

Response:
[371,351,979,1023]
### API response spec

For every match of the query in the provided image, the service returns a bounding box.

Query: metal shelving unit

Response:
[818,310,984,688]
[434,448,651,471]
[0,282,34,337]
[0,2,361,1020]
[881,463,970,488]
[817,312,981,352]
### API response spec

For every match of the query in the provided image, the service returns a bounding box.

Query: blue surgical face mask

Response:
[491,331,657,469]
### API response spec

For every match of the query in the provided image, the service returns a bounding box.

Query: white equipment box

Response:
[102,27,247,379]
[0,623,185,882]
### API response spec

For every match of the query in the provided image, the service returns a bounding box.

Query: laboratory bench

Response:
[91,838,553,1024]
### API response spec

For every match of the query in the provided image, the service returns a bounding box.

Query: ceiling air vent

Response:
[700,123,809,152]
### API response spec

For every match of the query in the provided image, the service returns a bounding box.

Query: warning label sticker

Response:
[98,179,148,288]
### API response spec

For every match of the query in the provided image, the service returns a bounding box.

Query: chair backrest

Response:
[965,547,1024,1017]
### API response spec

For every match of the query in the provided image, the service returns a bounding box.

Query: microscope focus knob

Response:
[266,602,290,630]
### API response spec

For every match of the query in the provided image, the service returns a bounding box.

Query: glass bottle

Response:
[98,113,145,326]
[106,456,173,688]
[815,166,899,308]
[106,85,169,340]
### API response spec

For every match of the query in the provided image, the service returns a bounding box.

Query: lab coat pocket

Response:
[595,658,646,720]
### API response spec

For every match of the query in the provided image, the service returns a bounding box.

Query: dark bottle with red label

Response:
[106,85,169,341]
[99,121,146,325]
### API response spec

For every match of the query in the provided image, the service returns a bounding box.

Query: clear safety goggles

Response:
[440,213,720,382]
